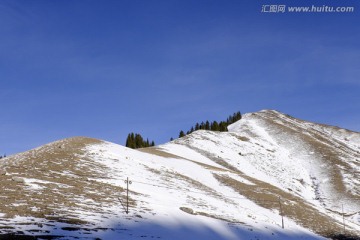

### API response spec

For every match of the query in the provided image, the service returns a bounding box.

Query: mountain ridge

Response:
[0,110,359,239]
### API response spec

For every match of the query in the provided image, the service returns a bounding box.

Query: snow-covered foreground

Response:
[0,110,359,239]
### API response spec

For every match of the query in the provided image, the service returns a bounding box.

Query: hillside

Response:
[0,110,359,239]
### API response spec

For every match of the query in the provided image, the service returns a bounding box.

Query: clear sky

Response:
[1,0,359,155]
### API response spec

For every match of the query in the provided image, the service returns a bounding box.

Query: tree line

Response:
[178,111,242,138]
[0,154,6,159]
[125,133,155,149]
[125,111,242,149]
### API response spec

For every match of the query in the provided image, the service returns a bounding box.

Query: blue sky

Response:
[1,0,359,155]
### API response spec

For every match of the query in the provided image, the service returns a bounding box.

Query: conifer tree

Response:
[135,134,143,148]
[205,121,210,130]
[219,121,227,132]
[179,130,185,138]
[126,133,131,147]
[211,121,219,131]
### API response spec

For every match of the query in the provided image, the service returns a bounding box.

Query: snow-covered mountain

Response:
[0,110,359,239]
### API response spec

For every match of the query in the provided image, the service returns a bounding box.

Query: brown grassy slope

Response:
[0,137,125,222]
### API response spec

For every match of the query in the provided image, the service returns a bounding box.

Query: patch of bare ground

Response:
[143,163,245,222]
[183,144,240,173]
[214,173,360,239]
[327,234,360,240]
[138,147,183,159]
[179,207,246,224]
[139,147,226,171]
[0,137,129,226]
[0,234,59,240]
[143,163,235,208]
[168,171,232,203]
[142,164,222,197]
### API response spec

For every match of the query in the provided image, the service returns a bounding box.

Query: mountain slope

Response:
[0,110,359,239]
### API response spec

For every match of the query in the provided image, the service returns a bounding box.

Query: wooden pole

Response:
[279,196,284,229]
[124,177,132,214]
[342,204,345,234]
[126,177,129,214]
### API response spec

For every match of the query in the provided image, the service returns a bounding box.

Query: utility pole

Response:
[279,196,284,229]
[125,177,132,214]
